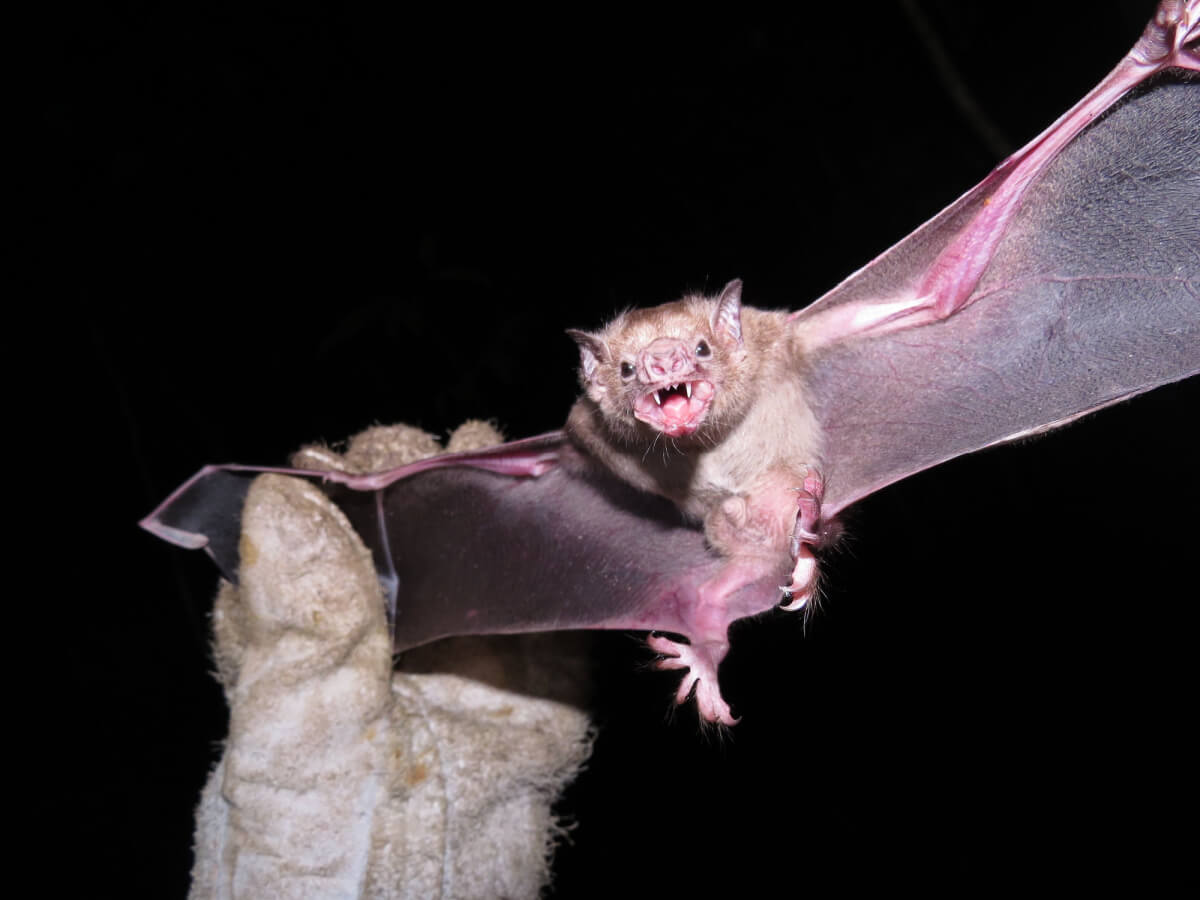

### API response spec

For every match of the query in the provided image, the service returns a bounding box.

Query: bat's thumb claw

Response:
[778,587,809,612]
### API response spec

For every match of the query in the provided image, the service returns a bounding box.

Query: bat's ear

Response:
[712,279,744,348]
[567,329,609,386]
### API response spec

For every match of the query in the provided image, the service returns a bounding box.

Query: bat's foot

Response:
[781,466,824,611]
[648,633,738,725]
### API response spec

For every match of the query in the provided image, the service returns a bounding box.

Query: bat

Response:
[141,1,1198,732]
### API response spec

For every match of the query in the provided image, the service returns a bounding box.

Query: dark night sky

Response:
[52,2,1196,895]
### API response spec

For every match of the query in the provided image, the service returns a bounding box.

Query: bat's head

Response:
[569,279,750,442]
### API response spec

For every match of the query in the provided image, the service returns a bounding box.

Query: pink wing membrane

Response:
[793,1,1199,515]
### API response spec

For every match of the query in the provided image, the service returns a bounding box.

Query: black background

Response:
[54,2,1196,895]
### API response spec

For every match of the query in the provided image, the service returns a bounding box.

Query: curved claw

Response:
[778,549,817,612]
[778,591,808,612]
[783,466,824,612]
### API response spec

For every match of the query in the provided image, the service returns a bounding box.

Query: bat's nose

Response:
[643,339,690,379]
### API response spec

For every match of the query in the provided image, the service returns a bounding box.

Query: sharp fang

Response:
[653,390,662,406]
[685,382,692,398]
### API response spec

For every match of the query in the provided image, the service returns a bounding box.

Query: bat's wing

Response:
[139,432,565,585]
[140,433,780,653]
[792,5,1199,517]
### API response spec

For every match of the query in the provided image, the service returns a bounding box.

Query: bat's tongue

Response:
[660,393,694,426]
[634,381,714,437]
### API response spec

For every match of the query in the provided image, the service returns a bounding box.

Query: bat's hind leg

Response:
[646,556,776,725]
[780,466,824,612]
[654,467,828,722]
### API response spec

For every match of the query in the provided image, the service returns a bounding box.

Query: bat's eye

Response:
[695,340,711,358]
[620,361,636,380]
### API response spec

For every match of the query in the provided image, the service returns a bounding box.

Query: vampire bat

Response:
[142,2,1198,729]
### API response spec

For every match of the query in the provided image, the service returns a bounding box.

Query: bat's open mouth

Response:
[633,380,715,437]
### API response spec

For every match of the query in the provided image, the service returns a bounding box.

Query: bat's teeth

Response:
[653,390,662,406]
[685,382,692,399]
